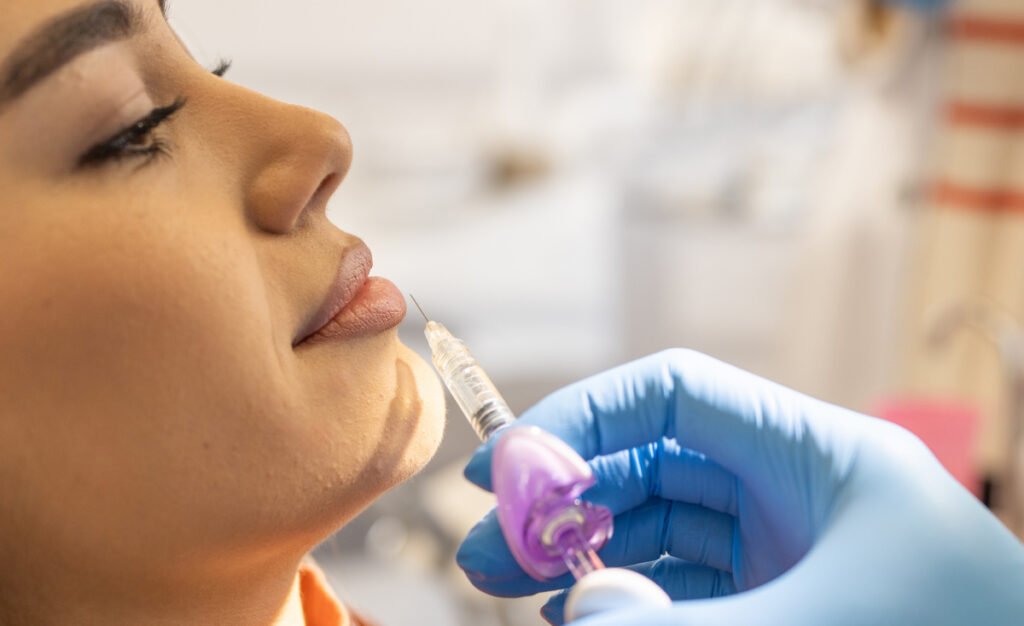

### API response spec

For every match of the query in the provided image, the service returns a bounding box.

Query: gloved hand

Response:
[457,350,1024,625]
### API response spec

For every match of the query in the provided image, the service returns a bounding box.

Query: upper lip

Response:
[294,242,373,346]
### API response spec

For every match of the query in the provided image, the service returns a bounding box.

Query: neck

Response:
[275,574,309,626]
[1,553,310,626]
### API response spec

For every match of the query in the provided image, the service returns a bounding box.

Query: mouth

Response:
[294,242,407,347]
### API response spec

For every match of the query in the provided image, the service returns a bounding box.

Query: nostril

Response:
[305,117,352,217]
[307,172,342,216]
[246,166,343,234]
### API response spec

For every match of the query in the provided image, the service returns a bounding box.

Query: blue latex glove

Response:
[457,350,1024,625]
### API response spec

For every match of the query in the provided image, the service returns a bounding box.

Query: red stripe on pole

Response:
[950,15,1024,44]
[932,180,1024,213]
[947,102,1024,129]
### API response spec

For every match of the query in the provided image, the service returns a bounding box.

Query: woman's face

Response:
[0,0,444,601]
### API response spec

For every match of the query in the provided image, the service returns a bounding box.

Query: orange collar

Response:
[298,560,355,626]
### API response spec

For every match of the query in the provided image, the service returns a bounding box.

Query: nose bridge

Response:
[234,90,353,234]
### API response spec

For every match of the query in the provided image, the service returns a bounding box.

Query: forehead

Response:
[0,1,80,50]
[0,0,154,58]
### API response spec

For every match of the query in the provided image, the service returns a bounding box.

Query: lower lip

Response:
[302,277,407,345]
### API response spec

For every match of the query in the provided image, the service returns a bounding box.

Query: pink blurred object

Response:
[873,397,982,497]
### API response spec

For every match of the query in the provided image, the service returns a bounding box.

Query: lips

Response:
[294,243,407,346]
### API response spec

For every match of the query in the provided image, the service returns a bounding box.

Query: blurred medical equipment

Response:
[929,299,1024,535]
[872,397,980,495]
[414,297,671,621]
[903,0,1024,504]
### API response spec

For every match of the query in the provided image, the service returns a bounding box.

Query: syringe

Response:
[410,296,672,620]
[412,297,514,442]
[410,296,604,578]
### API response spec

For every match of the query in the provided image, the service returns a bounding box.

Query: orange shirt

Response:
[299,561,376,626]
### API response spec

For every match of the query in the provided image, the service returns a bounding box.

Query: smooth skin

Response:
[0,1,445,624]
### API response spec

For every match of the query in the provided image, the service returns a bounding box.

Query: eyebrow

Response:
[0,0,164,109]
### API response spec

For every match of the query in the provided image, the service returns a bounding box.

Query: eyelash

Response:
[77,59,232,170]
[212,58,232,78]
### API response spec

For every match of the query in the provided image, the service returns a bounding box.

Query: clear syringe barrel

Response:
[424,321,515,441]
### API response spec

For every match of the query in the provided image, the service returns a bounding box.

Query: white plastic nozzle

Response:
[565,567,672,622]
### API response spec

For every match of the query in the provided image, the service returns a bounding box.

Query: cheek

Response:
[0,209,300,546]
[0,186,443,560]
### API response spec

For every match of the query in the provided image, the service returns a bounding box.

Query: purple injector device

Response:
[413,297,671,620]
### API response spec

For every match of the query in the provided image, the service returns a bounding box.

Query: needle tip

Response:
[409,294,429,322]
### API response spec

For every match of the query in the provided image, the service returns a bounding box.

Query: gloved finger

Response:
[456,507,576,597]
[466,349,861,496]
[646,556,736,599]
[457,498,735,597]
[585,439,738,517]
[541,558,737,625]
[540,592,567,626]
[600,499,735,573]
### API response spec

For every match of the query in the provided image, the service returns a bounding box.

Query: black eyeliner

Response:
[78,97,186,168]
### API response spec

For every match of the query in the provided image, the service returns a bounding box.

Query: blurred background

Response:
[171,0,1024,623]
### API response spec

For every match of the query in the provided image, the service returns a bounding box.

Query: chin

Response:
[386,343,446,485]
[294,342,446,539]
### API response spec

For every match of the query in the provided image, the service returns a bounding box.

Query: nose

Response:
[240,97,353,234]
